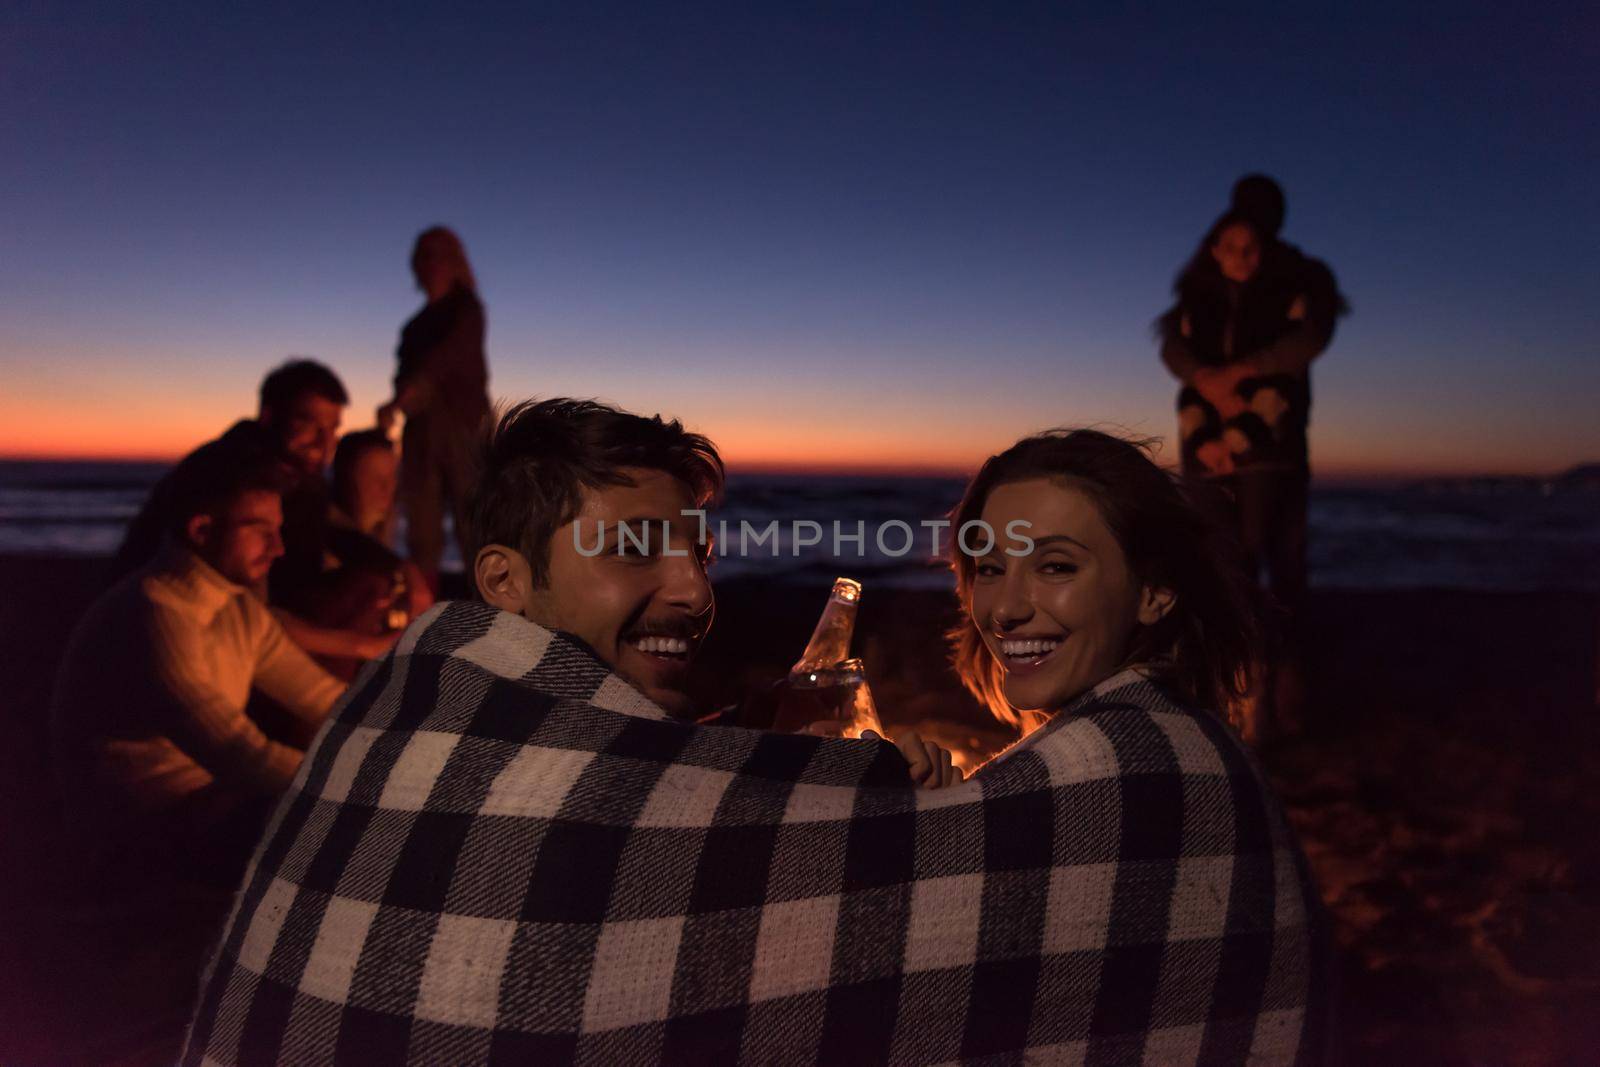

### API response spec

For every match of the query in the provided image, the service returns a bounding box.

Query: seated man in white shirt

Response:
[51,438,347,888]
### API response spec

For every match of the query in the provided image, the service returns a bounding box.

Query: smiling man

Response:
[465,398,722,714]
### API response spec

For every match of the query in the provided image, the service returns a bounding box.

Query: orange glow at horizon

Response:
[0,404,1575,482]
[0,409,229,462]
[0,372,1586,481]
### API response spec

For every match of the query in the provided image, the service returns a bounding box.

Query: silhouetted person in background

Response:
[309,429,434,678]
[113,360,397,663]
[377,226,490,596]
[49,438,344,1065]
[56,440,344,884]
[1157,175,1346,737]
[330,428,401,544]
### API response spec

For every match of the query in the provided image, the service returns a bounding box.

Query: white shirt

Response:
[50,546,345,826]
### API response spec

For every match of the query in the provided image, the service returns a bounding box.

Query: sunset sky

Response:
[2,4,1595,478]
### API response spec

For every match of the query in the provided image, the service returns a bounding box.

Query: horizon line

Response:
[0,450,1589,486]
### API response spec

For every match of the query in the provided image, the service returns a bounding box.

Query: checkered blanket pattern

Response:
[184,600,1324,1065]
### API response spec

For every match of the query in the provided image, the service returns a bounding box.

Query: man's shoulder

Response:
[137,562,210,619]
[1266,239,1337,289]
[72,568,152,628]
[215,418,269,446]
[168,419,274,466]
[62,567,173,663]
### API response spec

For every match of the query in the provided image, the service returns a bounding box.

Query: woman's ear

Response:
[474,544,534,615]
[184,513,214,552]
[1138,583,1177,626]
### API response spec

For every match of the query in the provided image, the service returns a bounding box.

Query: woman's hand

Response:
[861,729,964,789]
[376,401,402,436]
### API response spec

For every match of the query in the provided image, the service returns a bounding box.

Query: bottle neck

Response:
[789,596,857,675]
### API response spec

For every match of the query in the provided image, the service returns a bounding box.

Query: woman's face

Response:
[968,478,1167,715]
[412,248,453,298]
[349,446,398,529]
[1211,222,1261,283]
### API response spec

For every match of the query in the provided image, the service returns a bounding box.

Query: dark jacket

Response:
[1158,241,1344,477]
[395,285,490,424]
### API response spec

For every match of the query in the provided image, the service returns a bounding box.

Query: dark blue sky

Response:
[3,2,1596,473]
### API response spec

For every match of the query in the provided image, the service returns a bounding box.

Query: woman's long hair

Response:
[948,429,1263,731]
[1153,210,1259,349]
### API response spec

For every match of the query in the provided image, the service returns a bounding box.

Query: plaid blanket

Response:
[185,600,1325,1065]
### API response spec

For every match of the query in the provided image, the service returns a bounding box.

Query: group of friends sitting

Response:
[34,186,1342,1065]
[54,360,437,899]
[46,378,1328,1064]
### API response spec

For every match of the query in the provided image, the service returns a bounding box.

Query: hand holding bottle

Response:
[772,578,885,738]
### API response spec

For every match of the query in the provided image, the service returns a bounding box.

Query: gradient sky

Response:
[2,3,1596,476]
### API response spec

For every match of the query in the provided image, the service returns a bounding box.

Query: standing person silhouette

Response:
[378,226,490,597]
[1157,175,1346,738]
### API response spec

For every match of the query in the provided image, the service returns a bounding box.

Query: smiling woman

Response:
[940,430,1329,1061]
[948,427,1263,733]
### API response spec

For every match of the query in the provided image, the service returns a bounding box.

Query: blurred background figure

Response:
[316,429,434,678]
[48,437,344,1065]
[111,358,346,592]
[1157,175,1346,739]
[377,226,490,596]
[112,360,398,665]
[330,428,400,544]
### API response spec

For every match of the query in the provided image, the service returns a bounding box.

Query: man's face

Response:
[194,489,285,587]
[524,468,714,715]
[266,393,343,476]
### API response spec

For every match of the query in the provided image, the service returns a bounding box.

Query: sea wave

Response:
[2,461,1596,592]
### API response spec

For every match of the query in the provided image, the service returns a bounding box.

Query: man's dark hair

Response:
[259,359,349,415]
[466,398,725,586]
[1231,173,1286,238]
[332,429,393,508]
[164,437,294,538]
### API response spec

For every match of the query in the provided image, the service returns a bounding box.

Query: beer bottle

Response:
[385,567,409,632]
[770,577,884,738]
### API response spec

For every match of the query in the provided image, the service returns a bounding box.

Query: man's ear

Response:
[184,513,214,552]
[1137,583,1176,626]
[475,544,534,615]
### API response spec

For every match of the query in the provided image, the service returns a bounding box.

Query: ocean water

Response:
[1,461,1597,593]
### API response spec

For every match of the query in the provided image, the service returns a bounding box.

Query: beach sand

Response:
[3,555,1598,1063]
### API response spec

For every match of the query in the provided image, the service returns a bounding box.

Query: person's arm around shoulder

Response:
[1247,257,1344,377]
